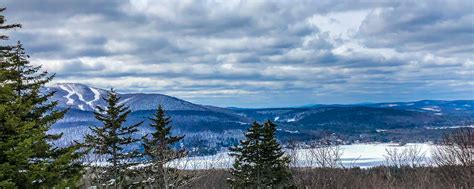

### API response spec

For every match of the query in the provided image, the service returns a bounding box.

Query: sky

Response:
[3,0,474,108]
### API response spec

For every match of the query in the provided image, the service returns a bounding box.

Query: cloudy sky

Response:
[3,0,473,107]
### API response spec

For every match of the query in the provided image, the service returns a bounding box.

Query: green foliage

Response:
[84,89,143,187]
[0,7,21,51]
[0,13,82,188]
[143,105,186,161]
[1,8,82,187]
[260,121,292,186]
[141,105,187,188]
[229,120,292,188]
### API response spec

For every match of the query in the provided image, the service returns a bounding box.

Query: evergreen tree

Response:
[84,89,143,187]
[228,121,264,188]
[1,9,83,187]
[260,120,292,187]
[0,42,83,188]
[0,8,20,187]
[228,121,292,188]
[141,105,187,188]
[0,7,21,50]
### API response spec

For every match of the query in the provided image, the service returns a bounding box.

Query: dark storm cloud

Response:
[2,0,473,107]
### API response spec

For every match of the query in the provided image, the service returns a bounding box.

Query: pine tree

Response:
[260,120,292,187]
[228,121,264,188]
[141,105,187,188]
[0,7,21,50]
[228,121,292,188]
[0,8,21,187]
[1,10,83,187]
[0,42,83,188]
[84,89,143,187]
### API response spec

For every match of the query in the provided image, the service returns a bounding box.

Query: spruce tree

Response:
[1,11,83,186]
[0,8,21,187]
[84,89,143,187]
[228,121,264,188]
[0,7,21,50]
[1,43,83,188]
[228,121,292,188]
[142,105,187,188]
[260,120,292,187]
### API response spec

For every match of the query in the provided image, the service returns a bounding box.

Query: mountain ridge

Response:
[47,83,474,115]
[46,83,474,155]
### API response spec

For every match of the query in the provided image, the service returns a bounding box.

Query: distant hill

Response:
[300,100,474,116]
[45,83,474,154]
[48,83,249,130]
[47,83,210,112]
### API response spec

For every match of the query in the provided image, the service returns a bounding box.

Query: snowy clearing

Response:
[169,143,436,170]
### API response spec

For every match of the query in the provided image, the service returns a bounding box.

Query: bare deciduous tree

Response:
[309,143,343,168]
[432,128,473,188]
[384,145,426,168]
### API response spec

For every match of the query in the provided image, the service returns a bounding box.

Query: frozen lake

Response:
[171,143,435,170]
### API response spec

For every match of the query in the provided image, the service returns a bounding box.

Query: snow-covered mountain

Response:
[366,100,474,116]
[299,100,474,116]
[45,83,108,111]
[45,83,474,155]
[46,83,213,112]
[46,83,250,155]
[47,83,250,130]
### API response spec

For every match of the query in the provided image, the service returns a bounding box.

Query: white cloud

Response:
[104,40,137,53]
[5,0,474,107]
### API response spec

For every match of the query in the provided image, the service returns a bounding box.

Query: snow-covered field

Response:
[171,143,436,170]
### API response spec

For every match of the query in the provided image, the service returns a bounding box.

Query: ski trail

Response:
[59,85,75,105]
[59,84,102,110]
[87,87,101,110]
[118,97,133,105]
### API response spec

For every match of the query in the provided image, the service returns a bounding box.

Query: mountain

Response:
[47,83,250,155]
[301,100,474,116]
[47,83,210,112]
[364,100,474,116]
[48,83,249,126]
[46,83,474,155]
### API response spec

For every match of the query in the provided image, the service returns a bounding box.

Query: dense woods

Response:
[1,6,473,189]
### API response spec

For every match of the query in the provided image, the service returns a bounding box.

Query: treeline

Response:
[1,7,473,189]
[184,165,472,189]
[186,128,473,189]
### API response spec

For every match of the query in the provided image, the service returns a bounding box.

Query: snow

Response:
[59,85,75,105]
[166,143,436,170]
[71,85,99,110]
[87,87,101,110]
[56,84,102,110]
[286,118,297,122]
[236,121,249,125]
[425,125,474,130]
[284,129,299,134]
[77,143,442,170]
[274,116,280,121]
[385,104,399,107]
[277,128,299,134]
[118,97,133,105]
[421,106,441,112]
